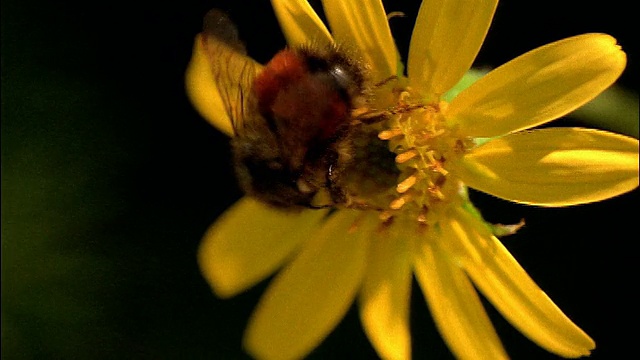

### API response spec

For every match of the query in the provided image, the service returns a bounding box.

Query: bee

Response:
[200,9,396,210]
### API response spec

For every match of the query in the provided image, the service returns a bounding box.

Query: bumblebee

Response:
[200,9,397,209]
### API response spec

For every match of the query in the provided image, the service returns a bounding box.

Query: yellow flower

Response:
[187,0,639,359]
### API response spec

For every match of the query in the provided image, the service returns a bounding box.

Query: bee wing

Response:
[201,9,263,134]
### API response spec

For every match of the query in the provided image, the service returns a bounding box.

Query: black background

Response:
[2,0,638,359]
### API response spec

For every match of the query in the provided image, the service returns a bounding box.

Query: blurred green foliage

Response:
[2,33,125,359]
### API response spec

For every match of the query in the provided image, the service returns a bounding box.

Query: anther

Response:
[395,149,418,164]
[390,194,412,210]
[397,174,417,193]
[378,128,403,140]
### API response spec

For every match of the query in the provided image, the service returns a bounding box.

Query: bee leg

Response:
[352,109,389,125]
[353,103,428,125]
[373,75,398,88]
[326,157,347,205]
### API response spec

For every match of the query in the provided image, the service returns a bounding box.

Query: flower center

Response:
[376,89,472,224]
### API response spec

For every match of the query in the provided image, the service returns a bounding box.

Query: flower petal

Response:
[443,207,595,357]
[414,231,508,360]
[271,0,333,48]
[244,210,375,360]
[408,0,497,99]
[322,0,398,80]
[198,197,329,298]
[185,34,234,136]
[452,128,640,206]
[447,33,627,138]
[359,220,412,360]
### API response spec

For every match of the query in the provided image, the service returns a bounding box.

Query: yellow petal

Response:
[453,128,640,206]
[444,208,595,357]
[271,0,333,48]
[413,233,508,360]
[359,220,412,360]
[322,0,398,80]
[185,34,234,136]
[448,34,627,138]
[408,0,497,98]
[198,197,329,298]
[244,210,375,360]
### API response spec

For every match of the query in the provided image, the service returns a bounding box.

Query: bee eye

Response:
[304,55,329,73]
[328,65,351,91]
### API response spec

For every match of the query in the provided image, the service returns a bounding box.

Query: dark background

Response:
[2,0,637,359]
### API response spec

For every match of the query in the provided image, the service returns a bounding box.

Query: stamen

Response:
[425,151,448,175]
[397,174,417,193]
[379,210,394,222]
[378,128,403,140]
[395,149,418,163]
[390,194,412,210]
